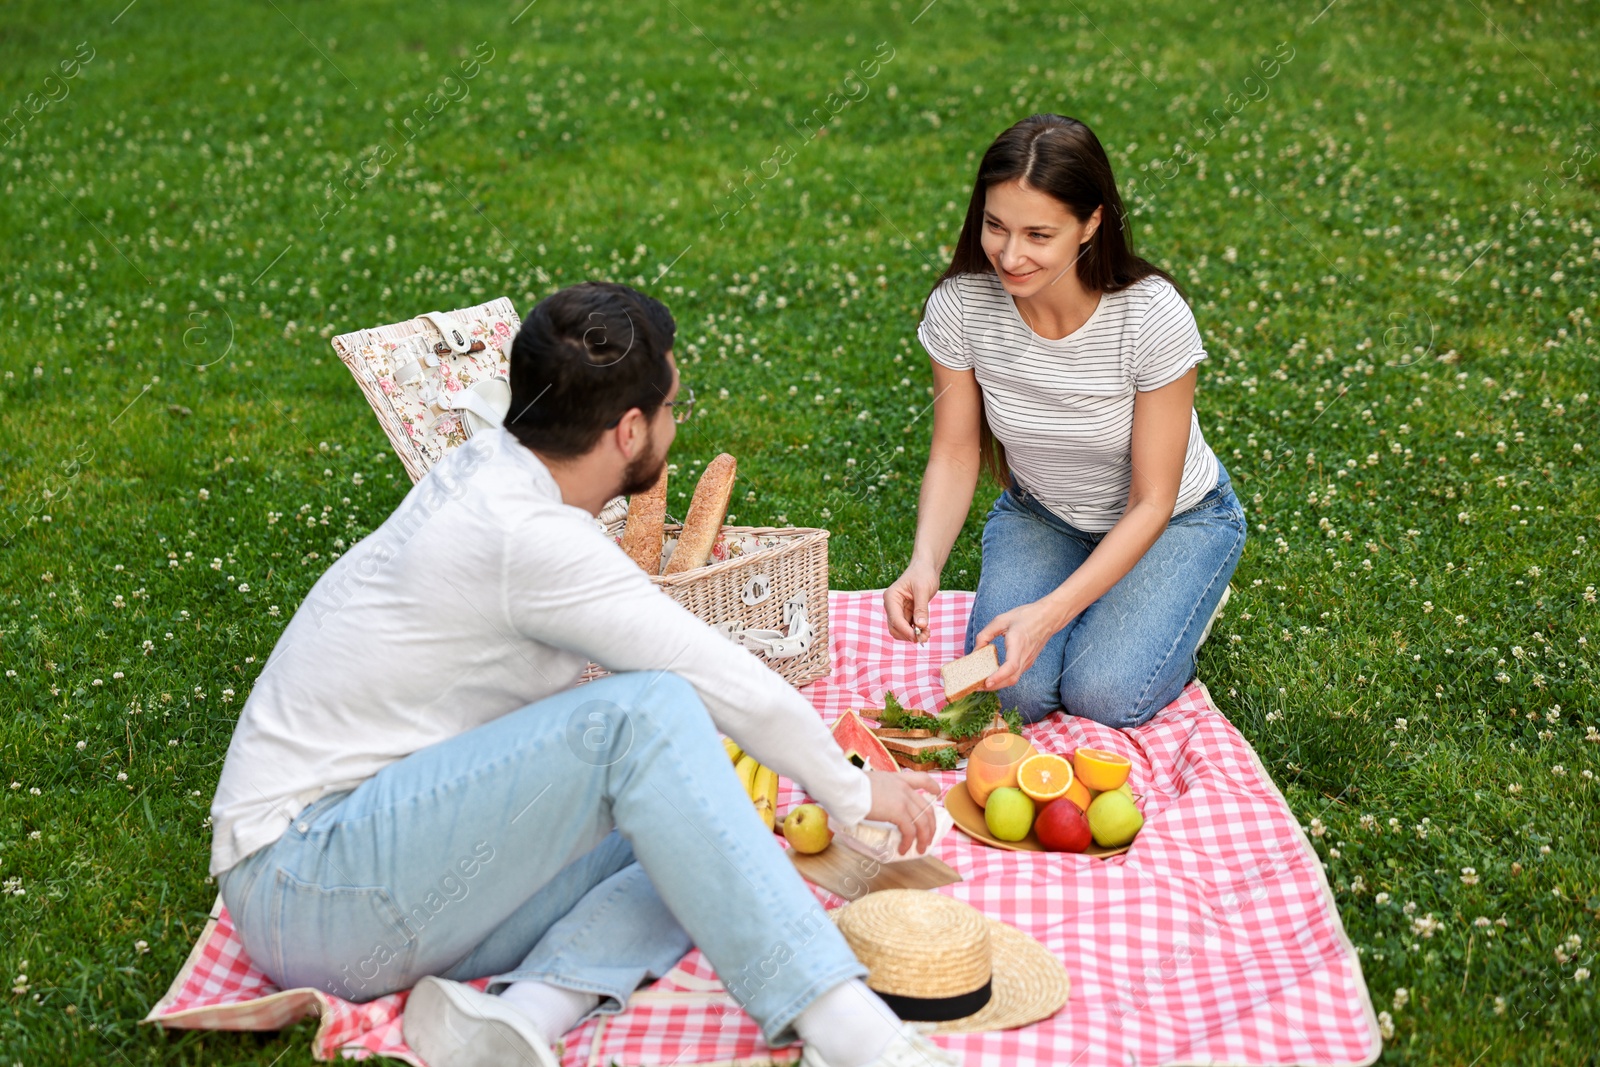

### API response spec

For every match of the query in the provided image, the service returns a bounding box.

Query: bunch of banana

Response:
[723,736,779,830]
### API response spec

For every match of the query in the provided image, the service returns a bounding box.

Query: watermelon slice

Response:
[831,709,899,773]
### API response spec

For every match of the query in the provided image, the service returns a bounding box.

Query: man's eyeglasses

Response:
[605,386,694,429]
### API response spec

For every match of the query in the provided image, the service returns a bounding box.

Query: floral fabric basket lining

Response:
[330,298,521,484]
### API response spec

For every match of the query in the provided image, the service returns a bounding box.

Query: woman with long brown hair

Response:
[884,114,1245,728]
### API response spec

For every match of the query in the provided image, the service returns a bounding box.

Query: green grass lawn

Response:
[1,0,1595,1062]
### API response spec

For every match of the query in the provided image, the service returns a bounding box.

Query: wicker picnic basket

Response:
[332,299,833,688]
[582,521,832,687]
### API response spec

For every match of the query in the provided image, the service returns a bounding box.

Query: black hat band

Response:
[873,978,993,1023]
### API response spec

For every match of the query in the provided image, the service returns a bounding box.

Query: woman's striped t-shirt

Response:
[917,270,1221,534]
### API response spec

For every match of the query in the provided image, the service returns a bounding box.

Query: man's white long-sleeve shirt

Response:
[208,429,871,877]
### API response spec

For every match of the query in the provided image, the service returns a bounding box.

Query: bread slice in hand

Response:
[619,465,668,574]
[663,452,737,574]
[941,644,999,702]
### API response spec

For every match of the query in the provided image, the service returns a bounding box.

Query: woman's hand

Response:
[884,560,940,643]
[972,599,1069,691]
[865,768,944,855]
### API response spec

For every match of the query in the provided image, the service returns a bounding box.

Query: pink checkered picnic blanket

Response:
[144,590,1382,1066]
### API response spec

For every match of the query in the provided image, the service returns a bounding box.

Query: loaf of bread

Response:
[663,453,736,574]
[620,465,668,574]
[941,643,999,702]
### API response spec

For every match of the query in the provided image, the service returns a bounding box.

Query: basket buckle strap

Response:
[417,310,474,354]
[715,590,814,659]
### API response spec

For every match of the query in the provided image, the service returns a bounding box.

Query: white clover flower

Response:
[1377,1011,1394,1039]
[1460,867,1479,885]
[1410,913,1443,938]
[1392,988,1409,1011]
[1375,892,1391,905]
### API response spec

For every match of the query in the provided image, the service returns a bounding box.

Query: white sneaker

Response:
[403,976,562,1067]
[1197,583,1232,647]
[800,1023,963,1067]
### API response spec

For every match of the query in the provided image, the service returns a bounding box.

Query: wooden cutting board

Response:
[788,843,962,900]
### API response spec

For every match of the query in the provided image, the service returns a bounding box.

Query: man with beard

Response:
[208,282,952,1067]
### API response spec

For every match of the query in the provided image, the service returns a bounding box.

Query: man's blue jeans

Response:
[964,464,1246,729]
[216,670,866,1047]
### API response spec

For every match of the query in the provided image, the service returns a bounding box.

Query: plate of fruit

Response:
[944,734,1145,857]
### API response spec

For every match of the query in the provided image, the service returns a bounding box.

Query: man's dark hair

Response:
[503,281,676,458]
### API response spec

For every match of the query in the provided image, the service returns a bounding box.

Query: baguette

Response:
[941,643,1000,702]
[619,465,669,574]
[663,453,737,574]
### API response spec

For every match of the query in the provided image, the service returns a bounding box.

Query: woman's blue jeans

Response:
[216,670,866,1047]
[964,463,1246,729]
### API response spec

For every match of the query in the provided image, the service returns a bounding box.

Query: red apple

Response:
[1034,798,1092,853]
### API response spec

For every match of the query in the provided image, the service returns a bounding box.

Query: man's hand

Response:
[865,769,944,856]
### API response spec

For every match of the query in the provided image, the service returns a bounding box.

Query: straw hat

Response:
[830,889,1069,1034]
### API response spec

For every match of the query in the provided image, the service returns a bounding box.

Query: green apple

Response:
[782,803,833,854]
[1086,790,1143,848]
[984,787,1035,842]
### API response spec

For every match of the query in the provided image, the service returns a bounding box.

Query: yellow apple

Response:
[782,803,833,854]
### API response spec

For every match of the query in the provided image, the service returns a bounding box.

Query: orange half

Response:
[1017,753,1074,803]
[1073,748,1132,792]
